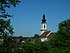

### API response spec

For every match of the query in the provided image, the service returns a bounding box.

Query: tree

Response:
[0,0,20,36]
[34,34,39,38]
[47,18,70,53]
[58,18,70,36]
[34,34,41,44]
[0,0,20,53]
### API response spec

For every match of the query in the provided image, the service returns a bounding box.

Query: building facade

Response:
[40,14,52,42]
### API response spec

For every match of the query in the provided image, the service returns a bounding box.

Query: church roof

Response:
[40,31,51,38]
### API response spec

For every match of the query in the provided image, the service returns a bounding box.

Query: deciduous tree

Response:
[47,18,70,53]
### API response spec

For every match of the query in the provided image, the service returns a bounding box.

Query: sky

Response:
[8,0,70,37]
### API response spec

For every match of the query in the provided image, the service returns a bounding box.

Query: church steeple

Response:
[41,14,47,34]
[42,14,46,23]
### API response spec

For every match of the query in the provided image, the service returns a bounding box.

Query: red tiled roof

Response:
[40,31,50,38]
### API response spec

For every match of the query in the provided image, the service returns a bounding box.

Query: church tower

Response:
[41,14,47,34]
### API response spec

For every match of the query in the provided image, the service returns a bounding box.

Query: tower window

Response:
[44,25,45,28]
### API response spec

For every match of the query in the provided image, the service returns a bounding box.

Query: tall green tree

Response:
[0,0,20,53]
[47,18,70,53]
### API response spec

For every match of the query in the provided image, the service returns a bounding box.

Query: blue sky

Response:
[8,0,70,37]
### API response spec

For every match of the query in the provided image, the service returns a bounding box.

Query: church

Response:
[40,14,53,42]
[15,14,54,43]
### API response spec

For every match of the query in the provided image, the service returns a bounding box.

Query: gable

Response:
[40,31,51,38]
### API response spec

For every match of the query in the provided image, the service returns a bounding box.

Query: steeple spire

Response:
[42,14,46,23]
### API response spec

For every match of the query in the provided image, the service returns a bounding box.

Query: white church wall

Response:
[41,38,47,42]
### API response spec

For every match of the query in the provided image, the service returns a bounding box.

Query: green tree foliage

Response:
[47,18,70,53]
[0,0,20,35]
[34,34,39,38]
[34,34,41,44]
[58,18,70,36]
[0,0,20,53]
[14,42,48,53]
